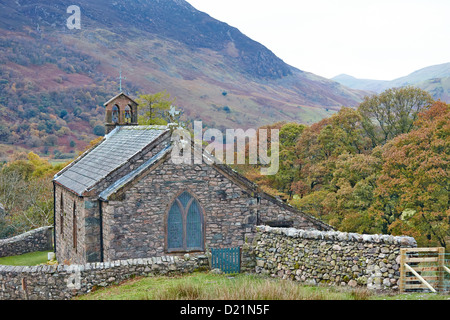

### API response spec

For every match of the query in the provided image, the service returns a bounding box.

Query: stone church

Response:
[53,92,330,264]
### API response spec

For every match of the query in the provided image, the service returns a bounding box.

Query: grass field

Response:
[0,251,51,266]
[76,272,450,300]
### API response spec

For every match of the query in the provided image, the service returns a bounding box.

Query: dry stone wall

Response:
[0,224,420,299]
[0,226,53,258]
[252,226,417,290]
[0,254,208,300]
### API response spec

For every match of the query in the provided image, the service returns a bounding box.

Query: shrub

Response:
[93,125,105,136]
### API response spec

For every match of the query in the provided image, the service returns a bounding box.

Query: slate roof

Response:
[53,125,169,196]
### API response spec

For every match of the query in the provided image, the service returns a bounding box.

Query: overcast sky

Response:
[186,0,450,80]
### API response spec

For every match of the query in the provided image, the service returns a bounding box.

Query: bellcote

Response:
[104,92,139,134]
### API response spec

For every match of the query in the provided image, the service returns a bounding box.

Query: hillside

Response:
[332,62,450,101]
[0,0,367,160]
[331,74,387,93]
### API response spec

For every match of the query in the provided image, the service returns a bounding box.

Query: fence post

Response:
[438,247,445,292]
[399,248,406,293]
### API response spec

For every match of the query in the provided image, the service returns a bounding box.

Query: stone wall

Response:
[0,254,208,300]
[252,226,417,290]
[0,224,420,299]
[0,226,53,258]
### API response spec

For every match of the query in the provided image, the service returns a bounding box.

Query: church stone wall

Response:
[101,157,321,262]
[54,186,86,265]
[83,198,102,263]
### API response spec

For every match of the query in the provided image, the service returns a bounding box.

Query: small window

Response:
[112,105,119,123]
[167,192,204,252]
[72,201,77,252]
[124,105,132,123]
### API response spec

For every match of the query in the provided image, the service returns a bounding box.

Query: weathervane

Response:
[167,105,184,132]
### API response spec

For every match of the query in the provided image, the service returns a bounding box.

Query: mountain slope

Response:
[389,62,450,87]
[332,62,450,101]
[331,74,387,93]
[0,0,367,159]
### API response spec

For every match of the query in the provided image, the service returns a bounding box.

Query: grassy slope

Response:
[76,272,450,300]
[64,31,341,129]
[416,77,450,102]
[0,250,50,266]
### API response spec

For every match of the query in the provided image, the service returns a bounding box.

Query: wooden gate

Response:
[210,247,241,274]
[399,247,450,293]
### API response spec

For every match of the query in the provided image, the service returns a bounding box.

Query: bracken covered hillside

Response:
[0,0,367,159]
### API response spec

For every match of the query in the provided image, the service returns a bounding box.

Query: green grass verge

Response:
[76,271,450,300]
[0,251,51,266]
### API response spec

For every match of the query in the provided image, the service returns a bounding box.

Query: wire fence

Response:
[400,248,450,293]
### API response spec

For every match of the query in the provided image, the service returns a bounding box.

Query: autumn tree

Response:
[268,122,306,196]
[235,122,287,199]
[292,107,372,197]
[371,102,449,248]
[0,152,65,237]
[323,151,383,233]
[291,117,332,197]
[358,86,434,147]
[137,90,176,125]
[235,96,447,243]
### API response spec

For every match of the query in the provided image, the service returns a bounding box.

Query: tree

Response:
[292,108,371,197]
[292,117,333,196]
[358,86,434,147]
[288,108,382,231]
[0,152,64,235]
[59,109,68,119]
[137,90,175,125]
[371,102,450,248]
[0,125,10,142]
[93,125,105,136]
[268,123,305,196]
[323,152,383,233]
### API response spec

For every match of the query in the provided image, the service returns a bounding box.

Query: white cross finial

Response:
[117,59,126,92]
[117,69,127,92]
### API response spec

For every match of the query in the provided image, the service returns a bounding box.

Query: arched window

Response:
[167,192,204,252]
[124,105,132,123]
[112,105,119,123]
